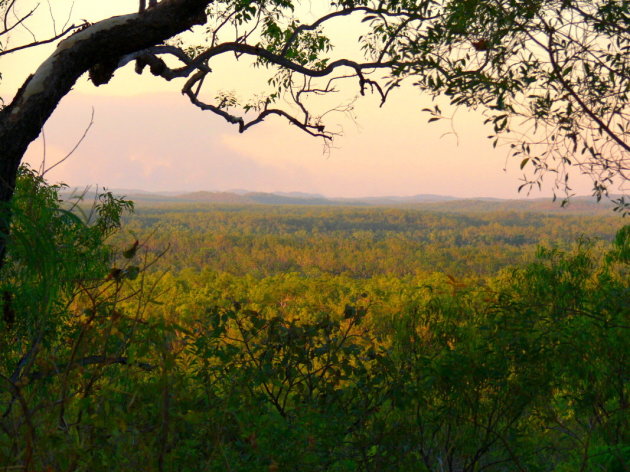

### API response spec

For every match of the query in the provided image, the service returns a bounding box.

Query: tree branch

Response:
[546,36,630,153]
[0,3,36,37]
[280,6,436,57]
[26,355,156,383]
[196,41,394,78]
[0,22,82,57]
[124,45,211,80]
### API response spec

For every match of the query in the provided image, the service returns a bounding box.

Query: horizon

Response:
[20,90,602,200]
[61,184,609,203]
[2,1,621,201]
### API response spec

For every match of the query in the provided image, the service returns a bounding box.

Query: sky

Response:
[0,0,599,198]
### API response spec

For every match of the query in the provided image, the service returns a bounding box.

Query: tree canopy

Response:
[1,168,628,470]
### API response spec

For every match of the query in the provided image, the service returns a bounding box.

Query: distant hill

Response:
[174,191,253,204]
[169,191,459,206]
[61,187,618,214]
[169,191,347,205]
[273,191,327,199]
[340,194,457,205]
[245,192,348,205]
[419,196,616,214]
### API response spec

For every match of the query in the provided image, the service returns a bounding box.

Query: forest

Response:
[1,0,628,470]
[119,201,619,277]
[0,169,627,471]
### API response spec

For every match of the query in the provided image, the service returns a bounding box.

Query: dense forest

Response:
[1,0,628,469]
[118,203,619,277]
[0,170,627,471]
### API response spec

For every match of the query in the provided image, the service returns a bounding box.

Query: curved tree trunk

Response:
[0,0,212,267]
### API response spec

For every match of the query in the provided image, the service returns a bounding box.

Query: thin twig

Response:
[43,107,94,176]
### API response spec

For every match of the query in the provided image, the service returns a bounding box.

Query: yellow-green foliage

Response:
[1,171,627,471]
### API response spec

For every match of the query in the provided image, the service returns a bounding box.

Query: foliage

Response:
[388,0,629,204]
[203,0,629,202]
[0,168,147,470]
[118,203,618,277]
[0,167,132,334]
[0,170,628,470]
[1,1,628,467]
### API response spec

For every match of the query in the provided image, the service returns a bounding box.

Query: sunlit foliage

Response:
[0,173,627,470]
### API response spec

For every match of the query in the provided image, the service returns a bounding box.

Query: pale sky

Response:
[1,0,599,198]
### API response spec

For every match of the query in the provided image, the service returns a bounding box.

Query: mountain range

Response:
[63,188,617,214]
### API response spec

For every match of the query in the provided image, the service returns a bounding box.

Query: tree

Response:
[0,167,145,470]
[393,0,629,204]
[0,0,628,263]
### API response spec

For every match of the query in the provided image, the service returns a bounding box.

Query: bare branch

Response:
[43,107,94,176]
[2,0,19,32]
[196,41,394,78]
[0,4,36,37]
[182,70,335,139]
[0,22,82,57]
[242,108,332,139]
[281,6,437,57]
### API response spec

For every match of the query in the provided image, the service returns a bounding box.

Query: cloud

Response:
[24,92,300,192]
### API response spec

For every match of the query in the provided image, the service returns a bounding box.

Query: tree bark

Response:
[0,0,212,267]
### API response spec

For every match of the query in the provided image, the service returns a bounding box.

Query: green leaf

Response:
[122,240,139,259]
[125,266,140,280]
